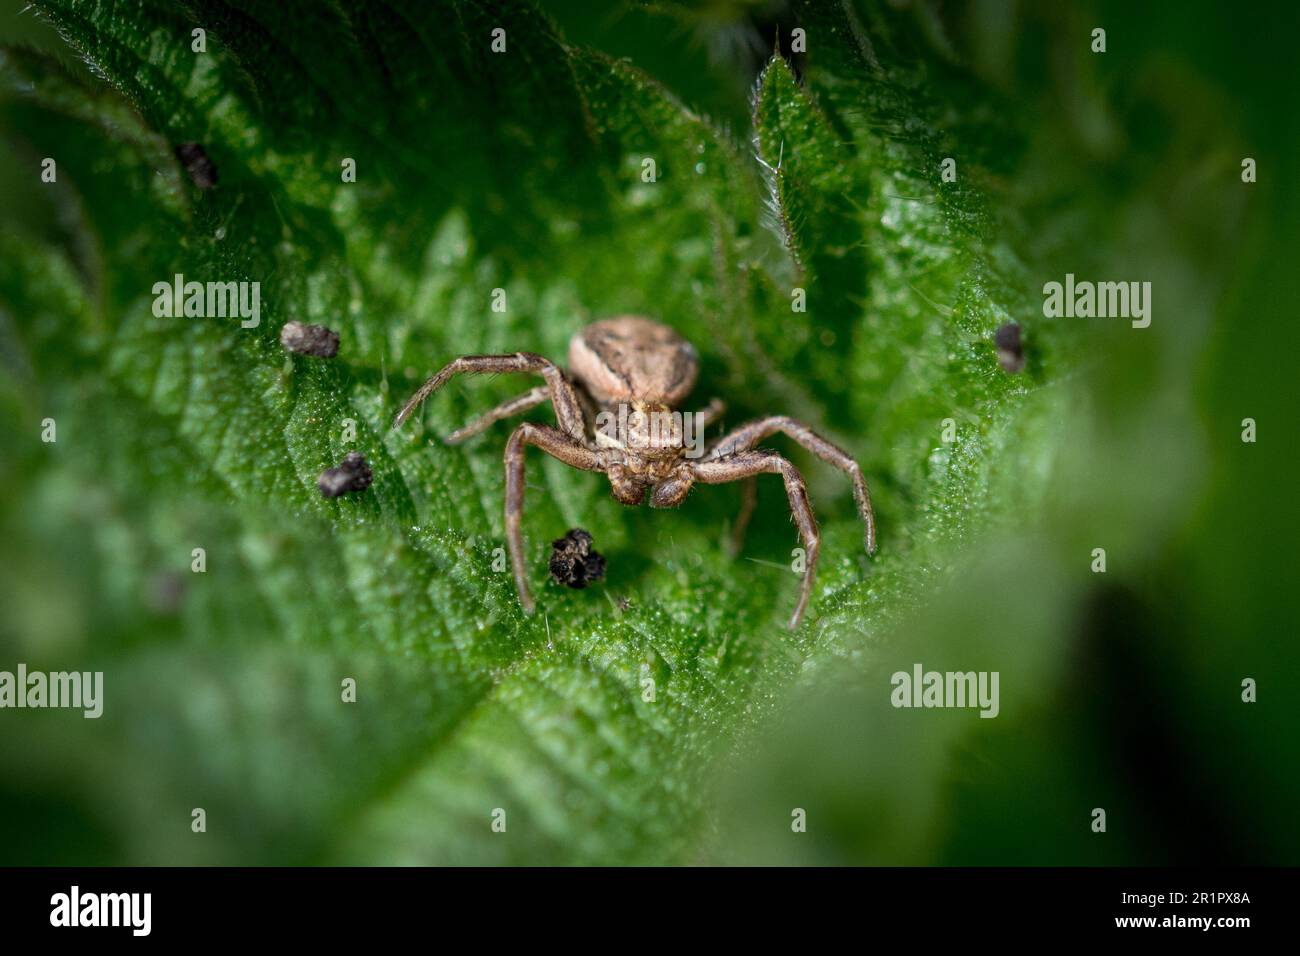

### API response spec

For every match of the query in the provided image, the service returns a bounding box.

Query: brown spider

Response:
[392,316,877,629]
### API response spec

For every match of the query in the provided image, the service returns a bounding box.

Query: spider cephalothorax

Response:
[392,315,877,629]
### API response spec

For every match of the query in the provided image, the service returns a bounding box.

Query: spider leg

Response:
[392,352,587,442]
[445,385,549,444]
[707,416,876,555]
[676,397,726,462]
[693,397,726,430]
[504,422,605,614]
[692,451,820,630]
[728,476,758,556]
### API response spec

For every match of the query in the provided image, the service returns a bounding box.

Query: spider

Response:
[392,316,877,629]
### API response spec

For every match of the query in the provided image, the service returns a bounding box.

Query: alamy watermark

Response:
[891,663,999,718]
[151,272,260,328]
[593,403,707,458]
[0,664,102,718]
[50,886,150,936]
[1042,273,1151,328]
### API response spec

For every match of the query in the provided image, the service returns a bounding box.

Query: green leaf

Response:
[1,0,806,865]
[0,0,1270,866]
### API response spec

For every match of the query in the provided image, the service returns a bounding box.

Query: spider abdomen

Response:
[568,316,698,406]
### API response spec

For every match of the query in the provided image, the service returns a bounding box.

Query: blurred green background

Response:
[0,0,1295,865]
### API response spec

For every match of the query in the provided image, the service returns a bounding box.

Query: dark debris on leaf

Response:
[549,528,607,590]
[995,322,1025,374]
[318,452,373,498]
[174,142,217,189]
[281,321,340,358]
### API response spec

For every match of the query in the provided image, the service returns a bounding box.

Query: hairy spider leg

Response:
[708,416,876,555]
[446,385,550,444]
[392,353,587,443]
[692,451,820,630]
[504,423,605,613]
